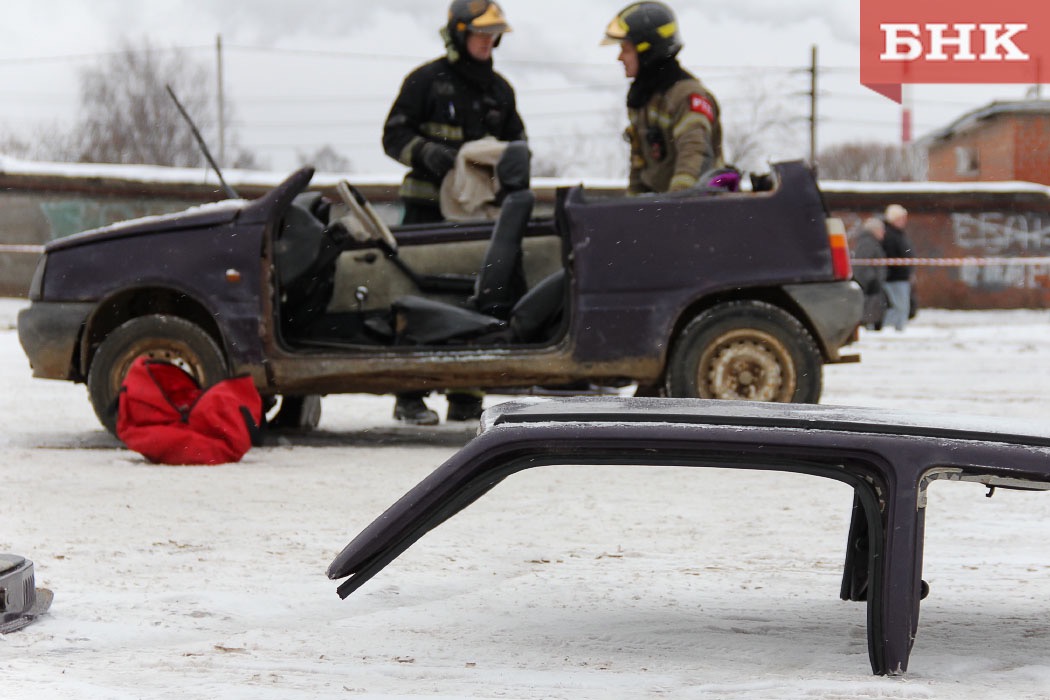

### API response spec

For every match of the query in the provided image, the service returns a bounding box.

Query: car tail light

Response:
[826,218,852,280]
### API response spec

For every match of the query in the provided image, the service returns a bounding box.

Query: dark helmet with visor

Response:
[601,2,683,67]
[447,0,512,49]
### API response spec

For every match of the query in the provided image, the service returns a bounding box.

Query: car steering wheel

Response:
[336,180,399,254]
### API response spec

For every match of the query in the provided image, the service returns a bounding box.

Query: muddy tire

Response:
[666,301,822,404]
[87,315,228,434]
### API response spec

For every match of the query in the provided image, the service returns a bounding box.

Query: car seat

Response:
[391,268,566,345]
[276,191,346,335]
[389,141,566,345]
[470,189,532,319]
[389,187,566,346]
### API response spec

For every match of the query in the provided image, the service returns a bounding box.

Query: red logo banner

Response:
[860,0,1049,102]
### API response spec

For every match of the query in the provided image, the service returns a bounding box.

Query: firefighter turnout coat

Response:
[626,77,723,194]
[383,55,526,215]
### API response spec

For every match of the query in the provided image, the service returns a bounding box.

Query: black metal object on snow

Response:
[328,397,1050,675]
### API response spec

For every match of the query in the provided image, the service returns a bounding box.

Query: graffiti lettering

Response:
[952,212,1050,253]
[958,262,1050,290]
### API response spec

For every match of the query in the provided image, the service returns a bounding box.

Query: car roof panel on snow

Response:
[328,397,1050,676]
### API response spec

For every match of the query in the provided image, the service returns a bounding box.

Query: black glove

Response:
[418,142,457,179]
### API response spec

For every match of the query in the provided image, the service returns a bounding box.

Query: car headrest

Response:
[496,140,531,193]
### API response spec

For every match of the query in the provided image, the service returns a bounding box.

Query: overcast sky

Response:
[2,1,1043,177]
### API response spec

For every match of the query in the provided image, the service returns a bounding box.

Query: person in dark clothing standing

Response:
[881,204,915,331]
[602,1,723,194]
[851,216,888,330]
[383,0,526,225]
[383,0,526,424]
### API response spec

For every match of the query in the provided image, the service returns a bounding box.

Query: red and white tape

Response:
[854,257,1050,267]
[3,246,1049,268]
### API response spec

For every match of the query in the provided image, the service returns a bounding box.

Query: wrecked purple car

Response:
[18,160,861,432]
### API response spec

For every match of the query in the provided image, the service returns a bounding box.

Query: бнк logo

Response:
[860,1,1047,102]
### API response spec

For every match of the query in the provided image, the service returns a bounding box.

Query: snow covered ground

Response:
[2,297,1050,699]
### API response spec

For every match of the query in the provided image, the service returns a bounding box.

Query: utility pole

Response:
[901,84,912,145]
[216,34,226,167]
[809,44,818,166]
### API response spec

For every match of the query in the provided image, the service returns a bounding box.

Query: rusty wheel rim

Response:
[697,329,797,401]
[109,339,206,397]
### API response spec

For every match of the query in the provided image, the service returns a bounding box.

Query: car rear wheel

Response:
[87,315,228,434]
[666,301,822,404]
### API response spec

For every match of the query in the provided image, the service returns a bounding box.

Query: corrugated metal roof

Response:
[927,99,1050,142]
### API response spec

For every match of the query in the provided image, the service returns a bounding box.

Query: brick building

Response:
[926,100,1050,185]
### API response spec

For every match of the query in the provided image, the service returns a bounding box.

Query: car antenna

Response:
[165,84,239,200]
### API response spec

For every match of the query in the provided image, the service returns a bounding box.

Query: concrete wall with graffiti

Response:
[824,183,1050,309]
[951,212,1050,300]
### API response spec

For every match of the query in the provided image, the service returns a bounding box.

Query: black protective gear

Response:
[393,394,439,426]
[383,56,525,215]
[445,393,484,422]
[447,0,511,51]
[417,141,458,179]
[602,2,683,68]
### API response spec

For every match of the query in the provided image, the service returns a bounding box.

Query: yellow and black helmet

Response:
[601,2,683,66]
[447,0,512,48]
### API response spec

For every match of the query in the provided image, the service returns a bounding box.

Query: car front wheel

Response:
[87,315,228,434]
[666,301,822,404]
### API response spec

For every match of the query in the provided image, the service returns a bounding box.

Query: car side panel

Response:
[36,221,267,366]
[565,164,838,364]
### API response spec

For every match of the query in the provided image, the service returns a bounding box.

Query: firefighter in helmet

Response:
[602,2,724,194]
[382,0,526,425]
[383,0,525,224]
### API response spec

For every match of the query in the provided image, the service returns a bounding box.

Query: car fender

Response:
[78,284,239,379]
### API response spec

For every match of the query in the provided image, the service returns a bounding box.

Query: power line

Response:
[0,45,212,66]
[819,90,1013,109]
[239,130,627,151]
[0,42,817,75]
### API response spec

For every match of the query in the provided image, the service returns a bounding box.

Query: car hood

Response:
[45,167,317,253]
[45,199,251,252]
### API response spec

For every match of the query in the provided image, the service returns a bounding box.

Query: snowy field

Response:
[2,297,1050,699]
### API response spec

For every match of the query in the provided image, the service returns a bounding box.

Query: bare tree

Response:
[817,142,927,181]
[0,124,77,162]
[69,38,246,168]
[529,84,806,178]
[298,144,353,174]
[530,110,628,179]
[0,132,35,160]
[720,83,805,172]
[230,148,268,171]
